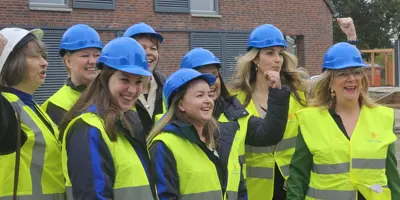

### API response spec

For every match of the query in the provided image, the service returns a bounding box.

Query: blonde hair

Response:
[62,52,72,75]
[309,69,375,108]
[296,67,310,80]
[146,81,220,148]
[229,48,307,107]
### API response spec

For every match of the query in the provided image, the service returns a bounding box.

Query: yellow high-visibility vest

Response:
[152,131,241,200]
[62,112,154,200]
[0,92,65,199]
[234,90,306,200]
[297,106,396,200]
[41,84,81,113]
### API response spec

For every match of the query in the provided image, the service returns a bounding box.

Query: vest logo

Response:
[287,114,297,124]
[371,132,376,139]
[368,132,382,143]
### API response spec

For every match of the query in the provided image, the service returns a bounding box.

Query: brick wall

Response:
[1,0,333,76]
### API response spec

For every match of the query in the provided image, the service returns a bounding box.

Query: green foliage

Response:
[332,0,400,49]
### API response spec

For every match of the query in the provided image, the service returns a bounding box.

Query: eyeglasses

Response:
[334,68,364,79]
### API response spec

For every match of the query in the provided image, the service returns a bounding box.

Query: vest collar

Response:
[67,78,86,93]
[163,120,203,145]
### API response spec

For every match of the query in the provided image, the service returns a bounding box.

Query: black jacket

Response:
[64,106,158,200]
[214,87,291,199]
[136,71,166,136]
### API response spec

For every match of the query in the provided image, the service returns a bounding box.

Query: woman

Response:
[0,28,65,199]
[123,22,166,135]
[180,47,291,199]
[59,37,157,199]
[42,24,103,126]
[229,24,308,200]
[287,42,400,200]
[148,68,234,200]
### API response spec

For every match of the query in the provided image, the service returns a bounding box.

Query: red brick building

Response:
[1,0,335,102]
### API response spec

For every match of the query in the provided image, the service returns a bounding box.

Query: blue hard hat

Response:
[163,68,216,109]
[322,42,367,71]
[59,24,103,56]
[97,37,151,76]
[247,24,287,51]
[123,22,164,43]
[180,48,221,69]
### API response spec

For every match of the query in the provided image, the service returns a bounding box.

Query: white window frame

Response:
[190,0,219,15]
[29,0,70,10]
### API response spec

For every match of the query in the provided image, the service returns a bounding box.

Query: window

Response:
[72,0,115,10]
[29,0,69,9]
[190,0,217,14]
[154,0,219,15]
[286,36,297,56]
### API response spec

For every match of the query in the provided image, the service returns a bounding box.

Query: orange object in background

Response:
[364,64,382,87]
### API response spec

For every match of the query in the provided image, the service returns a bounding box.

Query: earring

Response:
[330,88,335,97]
[255,64,259,71]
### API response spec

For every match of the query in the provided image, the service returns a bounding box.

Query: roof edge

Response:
[324,0,339,18]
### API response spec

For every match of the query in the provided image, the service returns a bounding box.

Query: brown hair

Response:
[59,66,133,141]
[229,48,307,107]
[0,39,47,87]
[134,34,160,49]
[147,79,219,148]
[309,69,375,108]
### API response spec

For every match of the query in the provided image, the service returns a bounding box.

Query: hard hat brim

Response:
[323,63,367,71]
[30,29,44,40]
[131,32,164,43]
[116,66,152,77]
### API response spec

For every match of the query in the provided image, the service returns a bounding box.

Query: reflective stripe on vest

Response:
[0,93,64,199]
[312,158,386,174]
[181,190,222,200]
[245,136,297,153]
[0,193,65,200]
[62,113,153,199]
[152,132,223,200]
[246,167,273,179]
[66,186,153,200]
[297,106,396,200]
[233,89,306,200]
[307,187,357,200]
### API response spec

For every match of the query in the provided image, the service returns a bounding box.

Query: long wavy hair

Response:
[59,65,134,141]
[230,48,307,107]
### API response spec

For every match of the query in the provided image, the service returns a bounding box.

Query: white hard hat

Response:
[0,28,44,73]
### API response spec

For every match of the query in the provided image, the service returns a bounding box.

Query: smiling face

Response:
[135,36,160,73]
[196,64,220,101]
[178,79,214,126]
[65,48,101,86]
[331,67,364,104]
[108,70,144,112]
